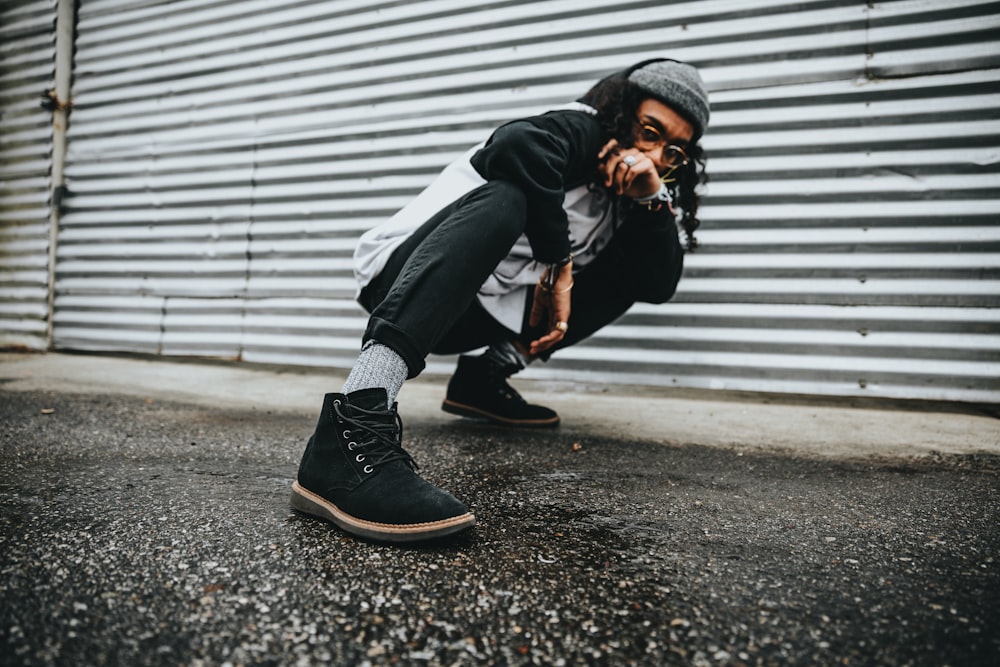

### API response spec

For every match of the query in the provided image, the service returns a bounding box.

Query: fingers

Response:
[528,290,545,328]
[598,140,623,189]
[618,153,656,195]
[597,138,620,162]
[528,302,569,355]
[529,318,569,355]
[527,284,570,355]
[600,146,659,197]
[529,328,565,356]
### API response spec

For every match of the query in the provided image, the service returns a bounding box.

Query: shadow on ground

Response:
[2,391,998,666]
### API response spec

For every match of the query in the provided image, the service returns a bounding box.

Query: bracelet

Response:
[634,183,673,211]
[633,184,663,203]
[537,280,574,294]
[539,252,573,291]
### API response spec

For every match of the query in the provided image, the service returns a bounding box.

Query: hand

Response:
[597,138,661,199]
[527,261,573,355]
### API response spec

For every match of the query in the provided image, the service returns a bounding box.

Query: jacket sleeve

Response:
[469,111,604,264]
[614,203,686,304]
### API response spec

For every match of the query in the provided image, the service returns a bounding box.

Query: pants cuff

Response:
[363,316,426,379]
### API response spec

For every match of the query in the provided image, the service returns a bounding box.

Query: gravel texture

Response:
[1,390,998,666]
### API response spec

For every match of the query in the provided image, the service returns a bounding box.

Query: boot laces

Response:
[488,363,525,404]
[334,401,416,471]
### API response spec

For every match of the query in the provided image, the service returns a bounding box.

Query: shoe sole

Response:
[289,481,476,543]
[441,399,560,428]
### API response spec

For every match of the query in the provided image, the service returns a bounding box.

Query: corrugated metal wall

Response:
[0,0,57,350]
[38,0,1000,401]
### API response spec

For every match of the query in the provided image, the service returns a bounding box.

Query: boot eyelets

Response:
[333,399,341,407]
[343,430,351,438]
[363,465,374,474]
[347,442,358,450]
[356,454,366,463]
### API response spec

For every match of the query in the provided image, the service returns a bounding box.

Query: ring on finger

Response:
[554,321,569,333]
[622,154,638,167]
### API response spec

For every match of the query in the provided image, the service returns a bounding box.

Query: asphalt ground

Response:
[1,353,998,666]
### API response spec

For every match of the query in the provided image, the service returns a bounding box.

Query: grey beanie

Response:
[628,60,710,138]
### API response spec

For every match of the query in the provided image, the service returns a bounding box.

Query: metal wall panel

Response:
[0,0,57,350]
[53,0,1000,402]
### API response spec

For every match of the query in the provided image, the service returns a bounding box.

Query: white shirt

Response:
[353,103,616,333]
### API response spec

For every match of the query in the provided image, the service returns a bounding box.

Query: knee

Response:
[482,180,527,208]
[640,277,680,304]
[481,180,527,224]
[634,250,684,304]
[616,222,685,303]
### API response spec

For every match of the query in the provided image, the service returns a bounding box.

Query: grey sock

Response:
[342,341,409,404]
[482,339,530,374]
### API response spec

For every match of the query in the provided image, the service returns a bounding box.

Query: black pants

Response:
[358,180,684,378]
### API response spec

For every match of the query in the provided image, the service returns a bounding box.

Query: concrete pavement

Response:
[1,352,998,459]
[1,352,998,666]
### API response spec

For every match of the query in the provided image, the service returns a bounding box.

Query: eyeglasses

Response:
[636,123,690,170]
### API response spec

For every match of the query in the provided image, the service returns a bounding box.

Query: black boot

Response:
[291,388,475,542]
[441,354,560,428]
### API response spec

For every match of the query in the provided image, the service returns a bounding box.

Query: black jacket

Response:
[470,109,606,265]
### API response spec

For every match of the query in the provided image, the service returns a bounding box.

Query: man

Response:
[290,59,710,542]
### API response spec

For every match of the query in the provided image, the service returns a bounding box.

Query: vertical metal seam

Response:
[239,135,259,363]
[158,296,167,356]
[46,0,77,349]
[863,0,874,82]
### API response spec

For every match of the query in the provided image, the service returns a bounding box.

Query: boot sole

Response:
[441,399,560,428]
[289,481,475,543]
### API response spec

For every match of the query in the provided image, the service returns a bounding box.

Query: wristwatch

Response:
[540,253,573,291]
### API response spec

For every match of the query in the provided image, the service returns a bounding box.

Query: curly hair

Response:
[579,68,708,250]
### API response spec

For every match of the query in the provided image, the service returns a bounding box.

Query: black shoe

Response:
[291,388,475,542]
[441,354,560,428]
